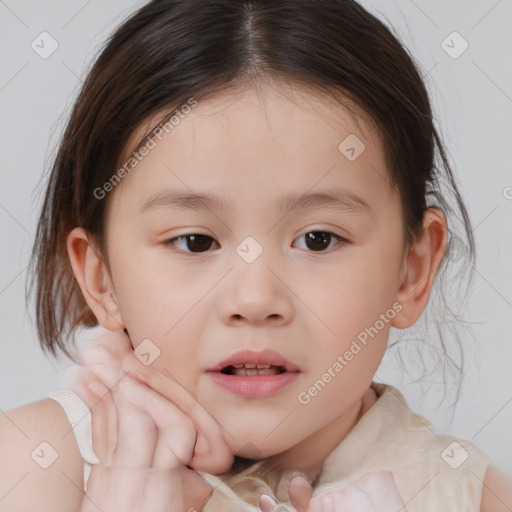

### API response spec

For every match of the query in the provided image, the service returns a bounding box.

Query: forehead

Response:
[124,79,380,160]
[107,79,396,218]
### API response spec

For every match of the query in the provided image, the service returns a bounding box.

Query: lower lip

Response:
[206,370,299,398]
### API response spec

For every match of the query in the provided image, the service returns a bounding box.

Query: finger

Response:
[259,494,278,512]
[111,373,158,469]
[312,488,364,512]
[119,373,196,469]
[86,377,117,466]
[73,368,118,466]
[289,475,314,512]
[121,352,234,473]
[308,491,336,512]
[74,330,134,466]
[307,471,408,511]
[353,470,407,508]
[81,339,217,470]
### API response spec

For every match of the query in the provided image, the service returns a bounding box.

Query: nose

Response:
[217,257,294,327]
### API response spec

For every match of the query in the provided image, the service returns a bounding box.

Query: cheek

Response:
[109,242,181,313]
[106,244,180,340]
[107,244,210,381]
[311,247,401,338]
[301,239,402,388]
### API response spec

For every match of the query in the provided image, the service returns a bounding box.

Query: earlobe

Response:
[66,227,125,331]
[391,208,448,329]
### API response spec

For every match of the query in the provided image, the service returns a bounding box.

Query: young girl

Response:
[1,0,511,510]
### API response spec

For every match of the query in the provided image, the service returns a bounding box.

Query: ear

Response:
[391,208,448,329]
[66,227,125,331]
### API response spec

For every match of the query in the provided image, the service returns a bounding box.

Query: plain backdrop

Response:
[0,0,511,475]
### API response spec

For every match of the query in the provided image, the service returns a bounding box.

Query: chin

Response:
[234,438,289,462]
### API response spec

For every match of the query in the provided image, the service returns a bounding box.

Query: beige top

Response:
[50,382,489,511]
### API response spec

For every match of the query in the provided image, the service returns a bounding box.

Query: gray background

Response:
[0,0,511,475]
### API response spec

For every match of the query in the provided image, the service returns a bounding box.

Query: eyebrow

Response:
[140,189,371,215]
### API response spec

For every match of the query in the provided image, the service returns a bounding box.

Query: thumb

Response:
[289,475,314,512]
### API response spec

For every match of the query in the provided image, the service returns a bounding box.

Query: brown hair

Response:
[27,0,475,399]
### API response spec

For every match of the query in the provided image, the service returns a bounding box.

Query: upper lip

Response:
[207,349,301,372]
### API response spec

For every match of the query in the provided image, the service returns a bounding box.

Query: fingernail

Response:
[259,494,278,512]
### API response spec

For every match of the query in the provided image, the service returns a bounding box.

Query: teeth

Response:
[230,363,273,369]
[223,363,284,375]
[231,368,280,376]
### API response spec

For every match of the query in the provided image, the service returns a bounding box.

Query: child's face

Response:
[102,80,407,465]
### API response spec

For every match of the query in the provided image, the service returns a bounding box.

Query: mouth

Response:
[207,348,301,373]
[207,369,299,398]
[206,349,300,398]
[219,363,287,376]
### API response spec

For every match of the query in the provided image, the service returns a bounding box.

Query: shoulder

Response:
[373,385,496,508]
[480,466,512,512]
[0,397,85,511]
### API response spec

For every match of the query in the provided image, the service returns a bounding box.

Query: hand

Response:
[73,328,234,511]
[259,470,407,512]
[75,369,212,512]
[117,331,234,474]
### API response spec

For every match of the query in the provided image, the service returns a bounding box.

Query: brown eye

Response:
[166,234,218,253]
[294,231,347,252]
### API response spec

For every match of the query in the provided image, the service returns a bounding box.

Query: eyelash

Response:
[163,231,350,255]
